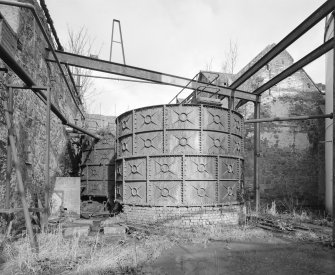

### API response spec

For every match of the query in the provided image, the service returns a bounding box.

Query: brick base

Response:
[121,204,245,227]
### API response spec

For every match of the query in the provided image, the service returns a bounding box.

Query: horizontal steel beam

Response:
[245,113,333,124]
[236,38,334,109]
[230,0,335,90]
[46,50,258,102]
[192,83,258,102]
[72,73,161,84]
[0,42,101,140]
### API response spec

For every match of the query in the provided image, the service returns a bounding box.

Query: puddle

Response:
[142,239,335,274]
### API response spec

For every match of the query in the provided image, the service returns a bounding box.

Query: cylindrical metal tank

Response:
[115,104,244,206]
[81,133,116,201]
[325,15,334,214]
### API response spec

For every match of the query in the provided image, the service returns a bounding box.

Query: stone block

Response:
[63,225,90,237]
[104,225,126,235]
[72,219,94,226]
[101,216,124,227]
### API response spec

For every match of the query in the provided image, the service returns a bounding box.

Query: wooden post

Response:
[5,87,13,209]
[254,97,261,214]
[3,87,38,252]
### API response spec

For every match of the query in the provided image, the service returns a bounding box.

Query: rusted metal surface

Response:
[116,104,244,206]
[81,134,116,199]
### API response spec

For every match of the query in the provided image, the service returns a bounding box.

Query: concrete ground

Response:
[142,237,335,275]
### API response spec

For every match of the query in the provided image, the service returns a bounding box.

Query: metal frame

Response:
[109,19,126,64]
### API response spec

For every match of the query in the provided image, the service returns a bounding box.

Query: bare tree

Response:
[222,39,238,74]
[204,57,214,71]
[66,26,100,111]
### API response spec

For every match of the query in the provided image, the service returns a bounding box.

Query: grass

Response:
[0,204,331,274]
[0,225,173,275]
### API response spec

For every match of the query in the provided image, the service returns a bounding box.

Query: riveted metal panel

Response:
[151,181,182,205]
[118,135,133,157]
[115,160,123,181]
[82,165,104,181]
[94,135,114,149]
[231,135,243,156]
[82,150,95,165]
[166,130,200,154]
[135,106,164,132]
[83,149,115,165]
[81,133,116,199]
[184,156,217,180]
[124,157,147,180]
[149,156,182,180]
[166,105,200,130]
[219,157,239,180]
[184,181,217,205]
[117,111,133,137]
[218,180,238,204]
[124,181,147,204]
[115,181,123,200]
[203,106,229,132]
[81,180,111,197]
[231,111,244,137]
[202,132,229,155]
[135,132,163,155]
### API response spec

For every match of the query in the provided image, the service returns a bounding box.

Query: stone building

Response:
[200,44,325,209]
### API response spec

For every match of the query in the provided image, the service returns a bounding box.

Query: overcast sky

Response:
[46,0,328,116]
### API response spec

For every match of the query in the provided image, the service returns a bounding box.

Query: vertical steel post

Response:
[332,13,335,243]
[45,87,50,216]
[109,21,115,62]
[228,90,235,110]
[3,91,38,252]
[5,87,13,209]
[254,97,261,214]
[118,21,126,65]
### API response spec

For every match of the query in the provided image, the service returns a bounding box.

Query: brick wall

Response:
[238,45,325,209]
[122,204,245,227]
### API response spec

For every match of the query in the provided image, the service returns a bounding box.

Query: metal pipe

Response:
[45,87,50,216]
[66,121,101,139]
[3,94,38,252]
[0,0,84,118]
[0,42,101,140]
[253,100,260,214]
[230,0,335,90]
[245,113,333,123]
[5,86,13,209]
